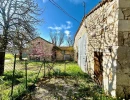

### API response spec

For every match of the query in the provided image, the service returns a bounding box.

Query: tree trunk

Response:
[0,52,5,75]
[19,51,23,61]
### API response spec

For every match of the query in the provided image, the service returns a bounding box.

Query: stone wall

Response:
[117,0,130,98]
[74,0,130,98]
[56,47,74,61]
[27,37,54,61]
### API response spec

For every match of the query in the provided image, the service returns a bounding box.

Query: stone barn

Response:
[25,37,74,61]
[74,0,130,99]
[26,37,54,61]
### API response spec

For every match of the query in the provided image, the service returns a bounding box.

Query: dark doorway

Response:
[94,51,103,86]
[51,51,56,61]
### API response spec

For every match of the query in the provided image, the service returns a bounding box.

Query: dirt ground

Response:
[22,76,95,100]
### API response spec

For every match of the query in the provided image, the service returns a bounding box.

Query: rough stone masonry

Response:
[74,0,130,99]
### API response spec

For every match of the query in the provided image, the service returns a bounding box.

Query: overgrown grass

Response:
[5,53,14,60]
[1,61,119,100]
[0,60,44,100]
[45,62,83,77]
[44,61,118,100]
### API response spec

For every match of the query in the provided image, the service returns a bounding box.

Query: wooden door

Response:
[94,52,103,86]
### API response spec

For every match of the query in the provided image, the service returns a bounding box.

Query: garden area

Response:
[0,53,118,100]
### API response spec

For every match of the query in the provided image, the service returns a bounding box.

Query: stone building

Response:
[74,0,130,99]
[26,37,54,61]
[55,46,74,61]
[25,37,74,61]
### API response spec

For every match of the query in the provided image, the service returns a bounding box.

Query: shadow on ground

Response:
[18,74,111,100]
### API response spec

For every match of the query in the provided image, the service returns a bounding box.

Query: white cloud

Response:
[66,21,71,24]
[48,26,62,33]
[66,21,72,29]
[48,21,72,33]
[48,27,53,30]
[42,0,48,3]
[61,21,72,30]
[69,0,87,4]
[64,30,71,37]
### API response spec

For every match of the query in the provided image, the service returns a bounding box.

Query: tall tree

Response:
[66,36,74,46]
[10,21,37,60]
[49,31,65,46]
[0,0,41,75]
[58,32,64,47]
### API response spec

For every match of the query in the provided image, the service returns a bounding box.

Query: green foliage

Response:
[2,71,24,86]
[27,72,37,84]
[48,62,83,77]
[1,60,44,100]
[12,84,26,99]
[27,61,42,66]
[3,71,23,80]
[5,53,14,60]
[1,90,10,100]
[44,62,117,100]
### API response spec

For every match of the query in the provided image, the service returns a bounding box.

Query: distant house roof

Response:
[29,36,53,45]
[57,46,74,51]
[74,0,113,42]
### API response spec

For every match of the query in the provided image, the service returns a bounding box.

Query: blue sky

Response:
[37,0,101,44]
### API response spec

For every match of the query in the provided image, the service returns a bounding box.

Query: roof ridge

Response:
[33,36,53,45]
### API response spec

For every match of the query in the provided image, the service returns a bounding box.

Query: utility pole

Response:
[83,1,86,17]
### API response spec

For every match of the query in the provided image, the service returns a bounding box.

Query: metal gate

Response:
[78,34,87,72]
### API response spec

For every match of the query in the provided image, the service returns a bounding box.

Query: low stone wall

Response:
[74,0,130,98]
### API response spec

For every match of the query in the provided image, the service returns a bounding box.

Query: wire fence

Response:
[0,54,47,100]
[0,53,120,100]
[0,53,72,100]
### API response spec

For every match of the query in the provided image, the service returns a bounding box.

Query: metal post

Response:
[11,54,16,99]
[43,58,45,77]
[25,60,27,90]
[64,62,66,73]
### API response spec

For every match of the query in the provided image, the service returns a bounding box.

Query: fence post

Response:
[43,58,45,77]
[10,54,16,99]
[25,60,27,90]
[64,61,67,73]
[34,61,44,85]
